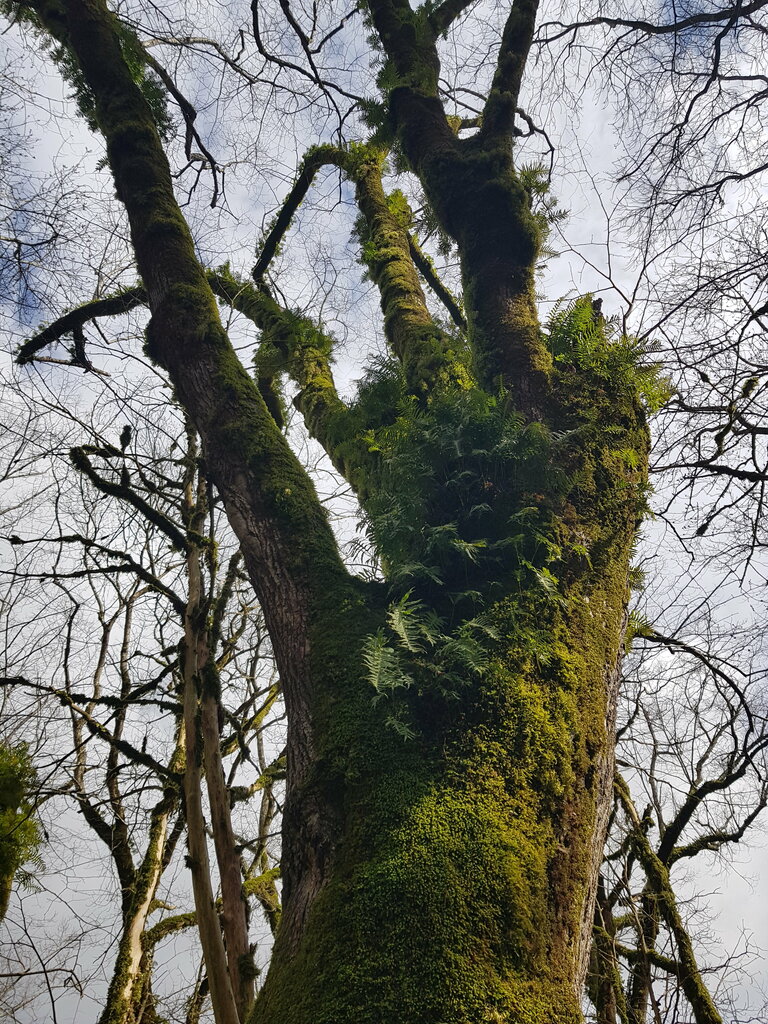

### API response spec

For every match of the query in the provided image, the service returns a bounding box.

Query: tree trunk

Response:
[200,686,254,1018]
[183,539,241,1024]
[99,790,175,1024]
[253,492,643,1023]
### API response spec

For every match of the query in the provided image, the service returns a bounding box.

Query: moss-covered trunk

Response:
[251,367,647,1023]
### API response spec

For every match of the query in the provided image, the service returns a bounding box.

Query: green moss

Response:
[0,743,41,922]
[249,294,649,1024]
[252,604,607,1023]
[350,146,472,396]
[244,865,282,932]
[545,297,671,415]
[394,137,550,397]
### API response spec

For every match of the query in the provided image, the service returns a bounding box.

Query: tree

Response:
[588,624,768,1024]
[537,1,768,559]
[0,377,284,1022]
[0,1,764,1022]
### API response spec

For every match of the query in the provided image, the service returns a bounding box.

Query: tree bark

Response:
[99,788,176,1024]
[200,688,254,1017]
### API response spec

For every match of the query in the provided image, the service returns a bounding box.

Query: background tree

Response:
[589,623,768,1024]
[537,1,768,556]
[0,741,40,923]
[0,378,283,1023]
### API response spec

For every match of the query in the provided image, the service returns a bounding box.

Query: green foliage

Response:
[411,188,455,259]
[363,629,410,693]
[0,742,42,921]
[545,296,672,413]
[351,353,581,740]
[354,360,567,612]
[627,564,647,592]
[624,608,654,650]
[518,163,567,272]
[363,591,502,735]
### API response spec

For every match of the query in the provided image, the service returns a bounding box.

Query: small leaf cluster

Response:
[0,742,41,920]
[624,608,654,651]
[545,296,671,413]
[362,591,501,737]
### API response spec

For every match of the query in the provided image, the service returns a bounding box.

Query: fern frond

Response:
[362,631,404,694]
[384,714,417,740]
[388,592,428,653]
[440,634,489,675]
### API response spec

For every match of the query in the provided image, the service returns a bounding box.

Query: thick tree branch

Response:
[207,267,368,488]
[610,935,681,975]
[100,786,177,1021]
[616,776,723,1024]
[253,143,464,395]
[22,19,359,963]
[480,0,540,144]
[344,145,466,393]
[366,1,550,409]
[16,284,147,363]
[366,0,441,92]
[251,148,335,281]
[144,910,198,948]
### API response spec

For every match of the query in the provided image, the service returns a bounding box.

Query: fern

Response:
[362,631,412,696]
[362,598,507,738]
[384,714,417,741]
[624,609,654,651]
[544,296,671,413]
[387,592,428,653]
[355,371,567,614]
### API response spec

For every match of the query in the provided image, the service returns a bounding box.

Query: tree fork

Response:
[366,0,551,410]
